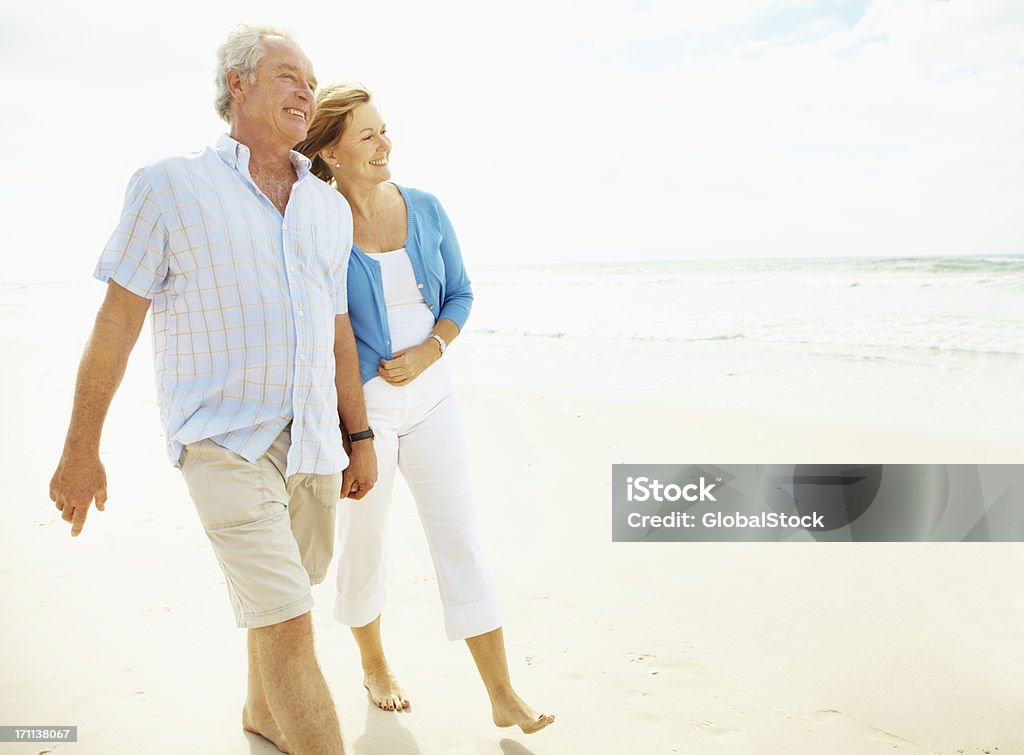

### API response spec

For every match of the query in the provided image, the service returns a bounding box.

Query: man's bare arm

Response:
[334,313,377,499]
[49,280,151,536]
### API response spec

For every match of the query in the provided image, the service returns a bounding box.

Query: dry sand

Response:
[2,327,1023,754]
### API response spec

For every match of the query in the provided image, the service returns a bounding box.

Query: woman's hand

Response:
[378,340,440,386]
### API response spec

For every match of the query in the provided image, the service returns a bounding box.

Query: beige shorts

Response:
[180,428,341,629]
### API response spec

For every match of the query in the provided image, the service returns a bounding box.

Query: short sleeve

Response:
[93,168,169,299]
[334,248,350,315]
[334,196,353,315]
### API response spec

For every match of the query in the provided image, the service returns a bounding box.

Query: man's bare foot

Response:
[363,661,410,711]
[491,690,555,734]
[243,703,290,753]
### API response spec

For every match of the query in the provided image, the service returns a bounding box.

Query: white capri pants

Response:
[335,360,502,640]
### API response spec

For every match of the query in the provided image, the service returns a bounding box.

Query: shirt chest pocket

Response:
[303,225,338,279]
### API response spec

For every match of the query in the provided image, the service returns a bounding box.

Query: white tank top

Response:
[376,249,436,353]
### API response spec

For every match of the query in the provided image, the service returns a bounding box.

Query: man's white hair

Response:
[214,24,295,123]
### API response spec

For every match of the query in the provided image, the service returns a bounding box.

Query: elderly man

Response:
[47,25,372,753]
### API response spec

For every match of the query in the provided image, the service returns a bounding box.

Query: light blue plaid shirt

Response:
[94,134,352,476]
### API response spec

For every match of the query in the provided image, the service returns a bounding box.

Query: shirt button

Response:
[297,310,304,318]
[289,265,296,272]
[417,283,424,289]
[299,353,307,361]
[282,223,288,230]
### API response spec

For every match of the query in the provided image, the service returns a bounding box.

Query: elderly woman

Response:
[296,84,553,734]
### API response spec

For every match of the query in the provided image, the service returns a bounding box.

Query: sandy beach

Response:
[4,0,1023,748]
[2,278,1023,754]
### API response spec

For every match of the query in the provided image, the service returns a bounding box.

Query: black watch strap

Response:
[348,428,375,443]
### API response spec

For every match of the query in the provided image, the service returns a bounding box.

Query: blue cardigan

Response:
[346,184,473,384]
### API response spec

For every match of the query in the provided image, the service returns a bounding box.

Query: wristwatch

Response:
[348,428,375,443]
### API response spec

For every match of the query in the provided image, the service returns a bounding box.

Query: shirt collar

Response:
[215,133,312,180]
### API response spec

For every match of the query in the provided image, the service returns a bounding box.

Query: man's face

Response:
[233,36,318,148]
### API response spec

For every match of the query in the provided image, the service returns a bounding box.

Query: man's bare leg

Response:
[250,612,344,753]
[351,614,409,711]
[465,627,555,734]
[243,629,289,752]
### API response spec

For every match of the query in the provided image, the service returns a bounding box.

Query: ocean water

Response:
[3,255,1022,443]
[458,256,1024,442]
[468,256,1024,360]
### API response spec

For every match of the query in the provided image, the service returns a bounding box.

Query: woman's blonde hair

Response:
[295,82,374,183]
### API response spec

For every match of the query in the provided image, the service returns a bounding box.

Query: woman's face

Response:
[329,101,391,185]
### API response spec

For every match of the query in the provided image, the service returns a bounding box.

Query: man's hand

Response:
[334,312,377,499]
[378,341,440,386]
[47,280,149,538]
[49,451,108,537]
[341,441,377,500]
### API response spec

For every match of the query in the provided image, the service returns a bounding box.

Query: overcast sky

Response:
[1,0,1022,282]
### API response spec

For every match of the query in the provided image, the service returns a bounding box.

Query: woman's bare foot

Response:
[491,690,555,734]
[363,660,410,711]
[242,703,290,753]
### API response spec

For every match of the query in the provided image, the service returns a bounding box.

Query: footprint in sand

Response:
[690,719,747,746]
[625,652,655,663]
[623,688,651,698]
[628,652,706,683]
[810,708,919,749]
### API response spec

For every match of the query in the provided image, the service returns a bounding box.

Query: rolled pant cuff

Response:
[444,594,502,641]
[241,595,314,629]
[334,591,385,628]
